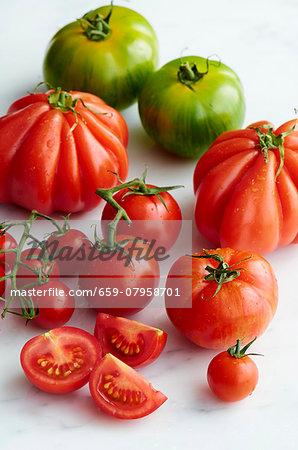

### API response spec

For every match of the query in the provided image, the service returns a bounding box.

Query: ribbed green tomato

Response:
[138,56,245,158]
[43,5,158,110]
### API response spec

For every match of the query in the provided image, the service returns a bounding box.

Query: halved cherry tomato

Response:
[0,231,17,270]
[89,353,167,419]
[20,326,102,394]
[16,248,60,289]
[94,313,167,368]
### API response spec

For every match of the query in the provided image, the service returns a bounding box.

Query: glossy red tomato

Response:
[0,88,129,214]
[78,236,160,316]
[20,326,102,394]
[165,248,278,349]
[16,248,60,289]
[46,228,89,276]
[207,341,259,402]
[94,313,167,368]
[101,185,182,251]
[193,120,298,254]
[28,281,75,329]
[89,353,167,419]
[0,264,5,297]
[0,231,17,270]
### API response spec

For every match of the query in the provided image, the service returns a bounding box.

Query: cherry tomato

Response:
[28,281,75,329]
[165,248,278,349]
[20,326,102,394]
[101,185,182,251]
[78,236,160,316]
[207,339,259,402]
[16,248,60,289]
[46,228,89,276]
[94,313,167,368]
[0,264,5,297]
[89,353,167,419]
[0,231,17,270]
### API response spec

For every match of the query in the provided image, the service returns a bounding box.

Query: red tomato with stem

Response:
[89,353,167,419]
[16,248,60,289]
[165,248,278,349]
[0,265,5,297]
[193,120,298,254]
[20,326,102,394]
[94,313,167,368]
[78,236,160,316]
[0,231,17,270]
[207,338,259,402]
[28,281,75,329]
[0,88,129,214]
[101,185,182,251]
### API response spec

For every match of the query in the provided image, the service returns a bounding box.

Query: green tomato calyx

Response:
[227,337,261,359]
[177,61,209,91]
[78,3,113,42]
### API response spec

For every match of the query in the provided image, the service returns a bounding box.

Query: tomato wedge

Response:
[89,354,167,419]
[94,313,167,368]
[20,327,102,394]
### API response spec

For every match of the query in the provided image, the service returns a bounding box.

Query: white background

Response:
[0,1,297,449]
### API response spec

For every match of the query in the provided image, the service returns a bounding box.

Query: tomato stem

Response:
[227,337,262,359]
[78,2,113,41]
[177,60,209,91]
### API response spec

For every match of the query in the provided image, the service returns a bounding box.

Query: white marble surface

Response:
[0,0,298,449]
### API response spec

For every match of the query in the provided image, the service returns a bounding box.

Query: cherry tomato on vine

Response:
[16,248,60,289]
[0,231,17,270]
[207,339,259,402]
[20,326,102,394]
[89,353,167,419]
[0,265,5,297]
[94,313,167,368]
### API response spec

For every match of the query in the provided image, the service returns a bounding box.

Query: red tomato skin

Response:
[101,185,182,251]
[20,326,102,394]
[0,265,5,296]
[165,248,278,349]
[89,353,167,419]
[193,120,298,254]
[29,281,75,329]
[0,91,128,214]
[0,232,17,270]
[78,236,160,316]
[16,248,60,289]
[207,351,259,402]
[94,313,167,368]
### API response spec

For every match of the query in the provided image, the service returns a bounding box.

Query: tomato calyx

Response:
[79,2,113,42]
[254,124,295,180]
[190,250,251,300]
[227,337,261,359]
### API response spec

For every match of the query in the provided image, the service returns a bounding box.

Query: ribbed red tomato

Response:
[193,120,298,254]
[0,88,129,214]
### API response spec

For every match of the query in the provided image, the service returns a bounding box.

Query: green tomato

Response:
[138,56,245,158]
[43,5,158,110]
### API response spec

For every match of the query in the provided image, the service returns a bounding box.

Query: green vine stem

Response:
[78,2,113,41]
[227,337,262,358]
[190,250,251,300]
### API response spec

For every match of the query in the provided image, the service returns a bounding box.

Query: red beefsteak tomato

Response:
[193,120,298,254]
[0,88,129,214]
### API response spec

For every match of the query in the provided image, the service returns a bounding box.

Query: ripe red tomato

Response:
[46,228,89,276]
[20,326,102,394]
[16,248,60,289]
[165,248,278,349]
[78,236,160,316]
[0,89,129,214]
[101,185,182,251]
[0,231,17,270]
[89,353,167,419]
[28,281,75,329]
[94,313,167,368]
[0,264,5,297]
[193,120,298,254]
[207,340,259,402]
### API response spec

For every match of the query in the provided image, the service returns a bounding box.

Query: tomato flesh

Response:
[89,353,167,419]
[20,327,102,394]
[94,313,167,368]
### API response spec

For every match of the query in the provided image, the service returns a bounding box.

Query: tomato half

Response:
[94,313,167,368]
[101,185,182,251]
[20,327,102,394]
[16,248,60,289]
[138,56,245,158]
[193,120,298,254]
[78,236,160,316]
[0,231,17,270]
[0,89,128,214]
[43,5,158,110]
[165,248,278,349]
[89,353,167,419]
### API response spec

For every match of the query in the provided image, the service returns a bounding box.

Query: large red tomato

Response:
[165,248,278,349]
[193,120,298,254]
[0,88,129,214]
